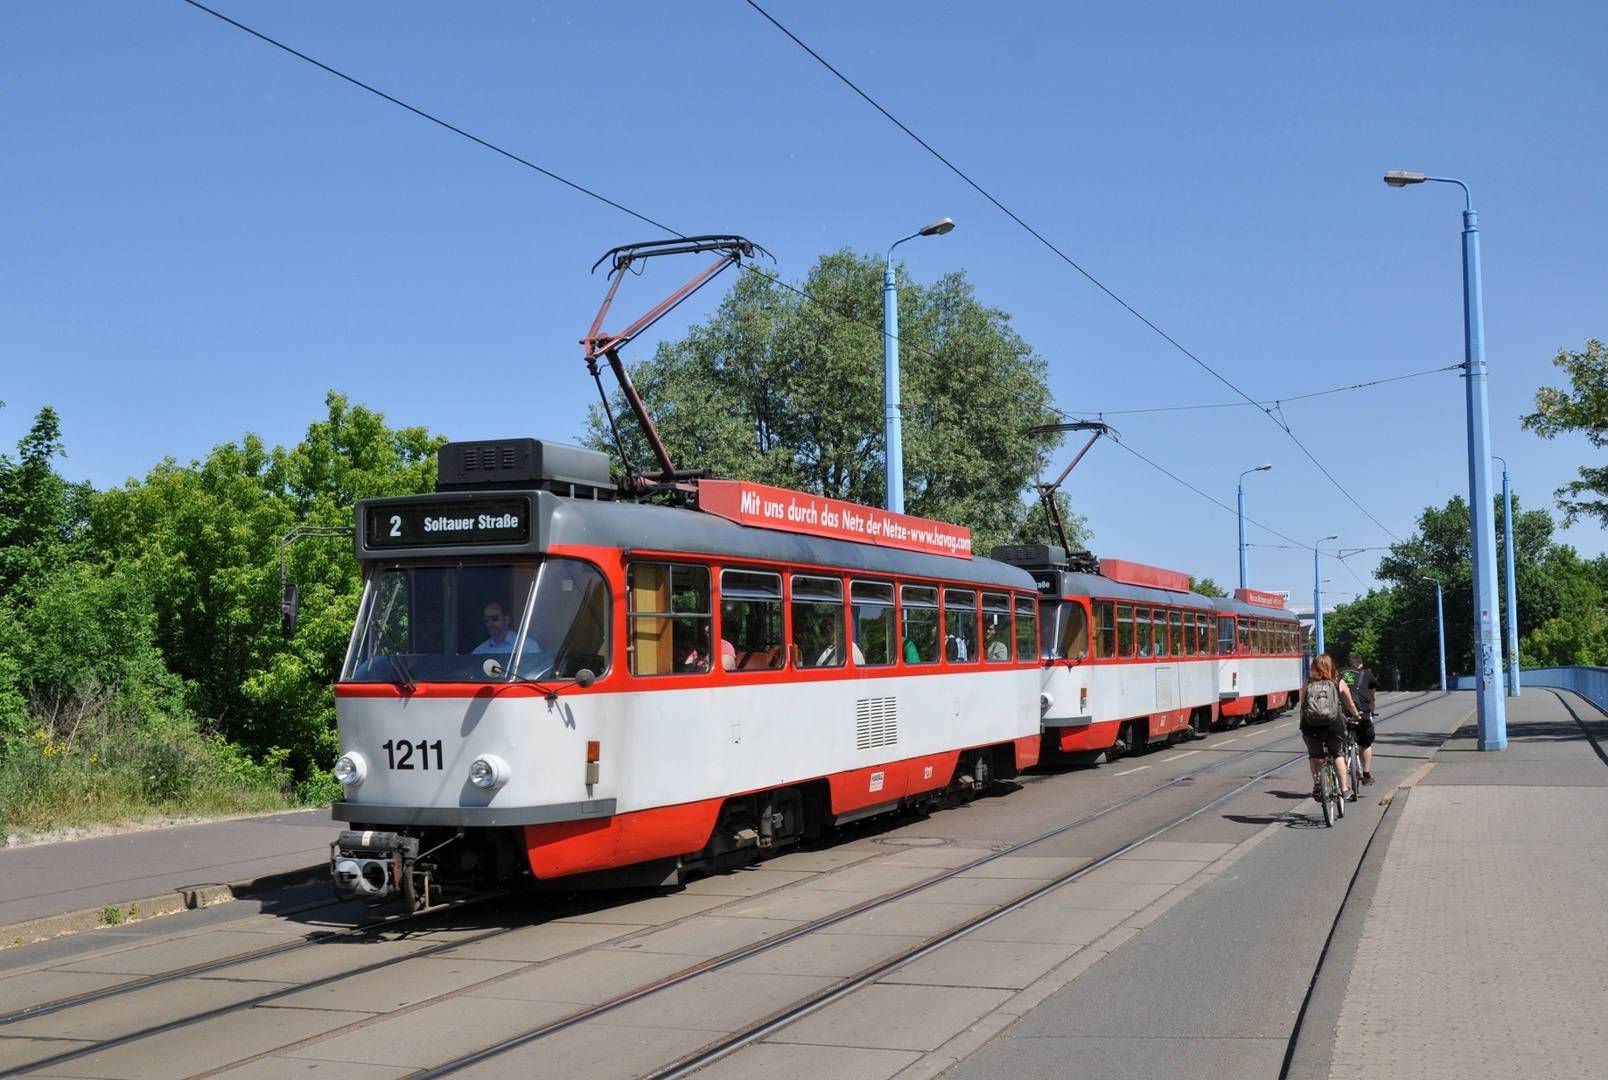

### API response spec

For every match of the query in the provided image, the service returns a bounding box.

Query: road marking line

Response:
[1273,722,1293,730]
[1114,765,1151,775]
[1162,750,1202,761]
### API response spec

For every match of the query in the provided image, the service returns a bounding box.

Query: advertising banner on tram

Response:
[698,479,973,559]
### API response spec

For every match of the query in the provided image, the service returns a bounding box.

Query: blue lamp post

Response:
[1423,576,1447,692]
[1313,533,1338,655]
[884,217,955,513]
[1493,455,1521,696]
[1238,463,1273,590]
[1386,171,1506,749]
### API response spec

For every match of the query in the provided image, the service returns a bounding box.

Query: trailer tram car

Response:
[328,440,1044,908]
[990,546,1303,763]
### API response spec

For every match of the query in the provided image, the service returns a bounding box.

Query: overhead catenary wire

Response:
[183,0,1397,559]
[741,0,1401,542]
[1082,364,1462,417]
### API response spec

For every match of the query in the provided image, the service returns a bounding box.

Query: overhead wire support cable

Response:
[180,0,682,238]
[742,0,1400,541]
[1083,364,1463,417]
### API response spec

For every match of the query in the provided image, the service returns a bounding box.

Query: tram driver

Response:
[473,601,550,674]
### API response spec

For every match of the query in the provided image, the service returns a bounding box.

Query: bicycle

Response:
[1342,720,1364,802]
[1314,751,1344,826]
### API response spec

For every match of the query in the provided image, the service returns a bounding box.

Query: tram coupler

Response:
[331,830,419,905]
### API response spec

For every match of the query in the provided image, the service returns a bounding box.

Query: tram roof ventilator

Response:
[990,545,1100,574]
[436,439,616,501]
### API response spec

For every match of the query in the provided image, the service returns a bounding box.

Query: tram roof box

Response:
[990,544,1068,570]
[436,439,615,499]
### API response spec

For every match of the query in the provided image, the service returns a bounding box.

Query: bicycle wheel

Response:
[1335,767,1345,819]
[1346,743,1362,800]
[1320,766,1335,827]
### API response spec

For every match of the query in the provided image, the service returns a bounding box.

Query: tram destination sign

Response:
[699,479,972,559]
[363,496,532,549]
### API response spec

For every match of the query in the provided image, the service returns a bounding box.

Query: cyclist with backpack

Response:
[1302,653,1361,800]
[1340,653,1382,786]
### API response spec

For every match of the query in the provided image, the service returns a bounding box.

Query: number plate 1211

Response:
[382,740,443,771]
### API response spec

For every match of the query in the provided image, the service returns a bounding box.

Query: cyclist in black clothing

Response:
[1340,654,1382,785]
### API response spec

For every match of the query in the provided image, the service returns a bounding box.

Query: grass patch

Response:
[1,719,304,836]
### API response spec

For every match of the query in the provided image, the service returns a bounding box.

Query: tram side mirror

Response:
[574,669,596,689]
[281,584,300,639]
[483,658,506,678]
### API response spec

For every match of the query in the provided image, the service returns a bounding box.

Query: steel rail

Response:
[405,694,1435,1080]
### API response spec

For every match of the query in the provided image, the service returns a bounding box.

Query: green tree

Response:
[1522,338,1608,526]
[1188,576,1228,598]
[1325,492,1608,687]
[584,252,1079,552]
[89,394,442,775]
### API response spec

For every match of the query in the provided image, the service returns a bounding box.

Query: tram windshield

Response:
[342,558,609,684]
[1038,601,1089,661]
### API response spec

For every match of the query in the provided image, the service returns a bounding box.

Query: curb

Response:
[0,863,331,949]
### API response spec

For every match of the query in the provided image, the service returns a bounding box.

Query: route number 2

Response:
[389,515,402,537]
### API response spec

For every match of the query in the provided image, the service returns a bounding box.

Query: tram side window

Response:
[1015,595,1037,662]
[1219,616,1236,655]
[723,570,786,670]
[1259,619,1268,654]
[1183,612,1196,656]
[1238,618,1251,653]
[982,592,1013,662]
[1170,609,1185,657]
[851,581,897,665]
[627,563,711,676]
[901,585,940,664]
[1117,604,1135,658]
[1093,601,1116,659]
[792,575,848,668]
[1205,614,1217,656]
[1136,607,1153,658]
[943,589,980,663]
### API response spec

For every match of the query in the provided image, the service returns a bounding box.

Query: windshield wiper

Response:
[371,622,417,692]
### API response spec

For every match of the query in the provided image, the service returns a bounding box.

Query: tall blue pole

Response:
[1387,172,1506,747]
[1495,456,1521,696]
[1314,546,1323,655]
[1239,484,1249,591]
[1429,578,1447,692]
[1313,534,1335,654]
[1236,464,1270,590]
[883,219,954,513]
[883,251,905,514]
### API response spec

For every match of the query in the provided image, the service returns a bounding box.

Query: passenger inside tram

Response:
[721,569,786,670]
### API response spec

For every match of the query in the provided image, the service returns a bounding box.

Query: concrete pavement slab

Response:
[591,969,837,1033]
[953,856,1090,880]
[724,931,930,979]
[47,928,305,976]
[5,970,299,1042]
[466,946,698,1005]
[719,887,887,922]
[1079,855,1215,885]
[962,904,1131,947]
[279,994,580,1069]
[0,969,132,1016]
[814,902,997,940]
[29,1004,364,1079]
[603,914,805,958]
[690,1041,919,1080]
[444,1020,717,1080]
[951,1034,1288,1079]
[264,956,526,1014]
[879,938,1073,990]
[675,868,820,896]
[768,984,1012,1051]
[211,1056,411,1079]
[436,919,649,962]
[551,891,735,925]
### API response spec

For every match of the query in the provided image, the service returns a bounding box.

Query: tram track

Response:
[0,695,1436,1079]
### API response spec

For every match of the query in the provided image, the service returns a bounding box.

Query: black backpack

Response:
[1302,680,1341,726]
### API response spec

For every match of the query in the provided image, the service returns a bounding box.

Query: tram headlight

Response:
[469,754,510,790]
[334,752,367,787]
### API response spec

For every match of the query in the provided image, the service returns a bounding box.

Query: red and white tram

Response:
[329,440,1044,905]
[992,546,1303,763]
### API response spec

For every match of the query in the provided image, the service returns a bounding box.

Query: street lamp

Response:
[1492,455,1520,697]
[1422,577,1448,693]
[1313,534,1338,655]
[1385,170,1506,749]
[884,217,955,513]
[1238,463,1273,591]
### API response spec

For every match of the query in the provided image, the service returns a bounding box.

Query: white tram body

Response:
[988,546,1303,761]
[329,440,1043,902]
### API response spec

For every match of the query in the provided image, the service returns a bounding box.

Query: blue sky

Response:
[3,1,1604,604]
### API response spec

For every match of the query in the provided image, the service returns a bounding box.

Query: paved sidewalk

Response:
[0,810,339,930]
[1326,689,1608,1079]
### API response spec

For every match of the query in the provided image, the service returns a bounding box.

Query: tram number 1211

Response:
[381,739,445,771]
